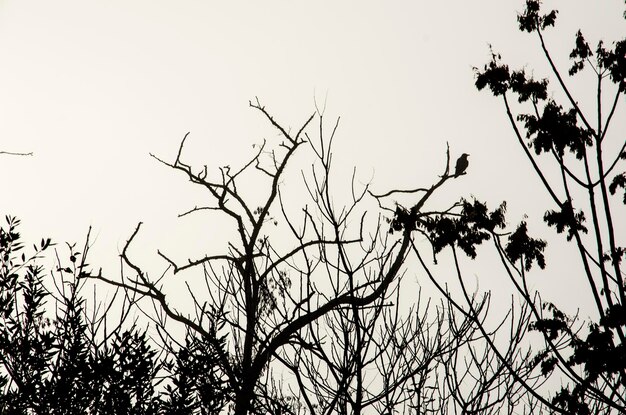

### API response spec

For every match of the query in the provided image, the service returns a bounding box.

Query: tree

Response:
[1,104,539,414]
[5,3,622,413]
[421,1,626,413]
[91,97,512,415]
[0,216,166,414]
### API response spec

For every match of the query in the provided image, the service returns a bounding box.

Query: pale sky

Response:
[0,1,624,317]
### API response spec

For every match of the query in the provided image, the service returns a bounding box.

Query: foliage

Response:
[469,0,626,413]
[0,216,231,414]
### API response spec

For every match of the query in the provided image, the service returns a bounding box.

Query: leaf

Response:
[609,172,626,204]
[541,9,558,29]
[510,70,549,102]
[597,38,626,91]
[420,200,505,259]
[600,304,626,328]
[518,101,592,159]
[544,200,588,241]
[475,56,511,96]
[517,0,558,33]
[540,356,558,375]
[504,221,547,271]
[569,31,592,75]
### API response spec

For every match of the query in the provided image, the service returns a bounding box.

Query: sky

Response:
[0,1,624,318]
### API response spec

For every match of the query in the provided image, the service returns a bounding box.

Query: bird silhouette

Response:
[454,153,469,177]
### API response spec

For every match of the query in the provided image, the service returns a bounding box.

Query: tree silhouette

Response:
[0,217,165,414]
[2,2,623,414]
[89,97,516,414]
[426,1,626,413]
[0,217,235,414]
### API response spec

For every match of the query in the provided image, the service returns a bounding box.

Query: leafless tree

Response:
[91,97,531,414]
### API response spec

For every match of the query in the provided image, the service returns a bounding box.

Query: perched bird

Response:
[454,153,469,177]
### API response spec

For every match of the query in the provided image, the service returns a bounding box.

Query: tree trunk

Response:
[233,379,255,415]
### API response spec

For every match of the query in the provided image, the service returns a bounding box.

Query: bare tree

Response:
[279,141,537,414]
[92,97,511,414]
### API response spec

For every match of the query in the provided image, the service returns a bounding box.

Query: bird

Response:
[454,153,469,177]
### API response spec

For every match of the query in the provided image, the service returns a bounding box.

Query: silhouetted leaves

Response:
[571,323,625,379]
[518,101,592,159]
[504,221,546,271]
[162,333,231,414]
[93,329,161,415]
[421,199,507,259]
[475,56,510,96]
[569,31,593,75]
[539,355,558,376]
[530,300,626,415]
[390,205,416,233]
[510,70,549,102]
[600,304,626,329]
[545,315,626,415]
[476,2,626,413]
[475,57,554,104]
[568,31,626,90]
[422,216,463,255]
[597,39,626,91]
[552,387,591,415]
[529,350,557,376]
[609,172,626,203]
[1,217,235,414]
[543,200,587,240]
[530,302,568,341]
[517,0,558,32]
